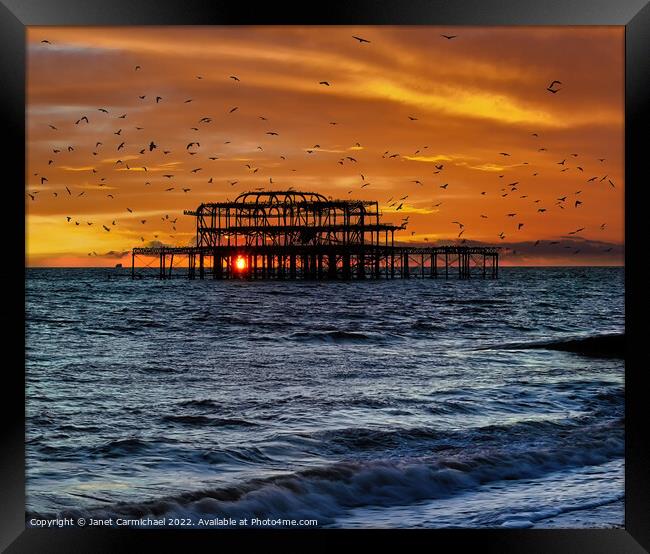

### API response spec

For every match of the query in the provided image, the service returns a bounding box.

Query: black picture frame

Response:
[4,1,649,551]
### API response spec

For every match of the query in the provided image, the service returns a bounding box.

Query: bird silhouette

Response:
[441,35,458,40]
[352,35,371,43]
[546,80,562,93]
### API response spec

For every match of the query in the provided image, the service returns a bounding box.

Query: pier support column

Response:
[342,254,351,280]
[213,253,223,279]
[310,254,317,279]
[328,253,337,280]
[357,254,365,279]
[290,254,297,279]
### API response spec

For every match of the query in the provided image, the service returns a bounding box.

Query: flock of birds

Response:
[30,33,619,259]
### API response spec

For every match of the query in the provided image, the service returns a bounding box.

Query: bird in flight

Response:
[319,81,330,86]
[230,75,240,81]
[408,116,418,121]
[546,80,562,93]
[352,35,371,43]
[229,107,238,113]
[441,34,458,40]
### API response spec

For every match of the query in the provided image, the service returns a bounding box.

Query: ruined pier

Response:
[131,190,499,280]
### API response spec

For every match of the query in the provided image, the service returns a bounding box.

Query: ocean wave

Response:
[297,416,622,457]
[498,493,624,528]
[91,438,156,458]
[51,437,623,525]
[178,399,220,408]
[483,333,624,358]
[161,415,258,427]
[288,330,389,343]
[411,321,448,331]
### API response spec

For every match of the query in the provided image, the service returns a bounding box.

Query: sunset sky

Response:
[26,26,624,267]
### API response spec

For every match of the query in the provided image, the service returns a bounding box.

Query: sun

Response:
[235,256,246,271]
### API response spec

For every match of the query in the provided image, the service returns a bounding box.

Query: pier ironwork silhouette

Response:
[131,190,500,280]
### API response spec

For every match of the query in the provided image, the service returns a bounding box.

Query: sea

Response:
[25,267,625,529]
